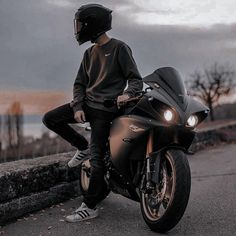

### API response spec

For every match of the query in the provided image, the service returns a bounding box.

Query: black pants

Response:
[42,103,119,208]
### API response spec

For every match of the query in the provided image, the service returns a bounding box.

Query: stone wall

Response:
[0,152,80,224]
[190,121,236,152]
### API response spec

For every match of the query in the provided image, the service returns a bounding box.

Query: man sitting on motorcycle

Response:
[42,3,143,222]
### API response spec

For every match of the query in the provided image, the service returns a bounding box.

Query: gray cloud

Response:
[116,24,236,78]
[0,0,235,93]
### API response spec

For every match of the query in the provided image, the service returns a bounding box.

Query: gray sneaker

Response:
[65,202,98,222]
[68,149,89,168]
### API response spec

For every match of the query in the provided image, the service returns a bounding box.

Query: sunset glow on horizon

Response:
[0,90,70,115]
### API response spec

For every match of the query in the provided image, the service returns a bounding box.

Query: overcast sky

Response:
[0,0,236,113]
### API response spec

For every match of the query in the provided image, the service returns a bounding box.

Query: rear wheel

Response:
[80,158,111,199]
[80,158,91,193]
[140,149,191,233]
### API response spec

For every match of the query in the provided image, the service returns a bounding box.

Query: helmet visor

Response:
[74,19,82,35]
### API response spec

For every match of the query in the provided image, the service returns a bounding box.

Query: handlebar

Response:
[103,94,143,108]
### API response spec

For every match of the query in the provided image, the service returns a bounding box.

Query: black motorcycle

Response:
[79,67,209,233]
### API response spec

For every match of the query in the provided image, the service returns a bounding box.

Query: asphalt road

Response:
[1,144,236,236]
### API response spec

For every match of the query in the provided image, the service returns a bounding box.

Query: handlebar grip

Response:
[103,95,143,108]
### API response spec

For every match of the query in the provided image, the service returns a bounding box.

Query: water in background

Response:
[0,114,55,149]
[1,114,89,150]
[24,114,49,139]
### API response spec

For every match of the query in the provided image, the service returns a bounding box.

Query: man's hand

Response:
[74,110,86,123]
[117,94,130,109]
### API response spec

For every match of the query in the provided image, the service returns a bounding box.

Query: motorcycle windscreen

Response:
[143,67,188,111]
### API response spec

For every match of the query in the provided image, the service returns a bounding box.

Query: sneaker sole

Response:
[65,213,99,223]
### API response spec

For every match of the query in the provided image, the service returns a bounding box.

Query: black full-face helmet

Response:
[74,4,112,45]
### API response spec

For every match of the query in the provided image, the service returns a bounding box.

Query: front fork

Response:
[143,130,156,193]
[141,130,164,193]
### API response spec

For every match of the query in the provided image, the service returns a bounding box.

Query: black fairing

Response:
[109,67,209,186]
[143,67,188,111]
[134,67,209,124]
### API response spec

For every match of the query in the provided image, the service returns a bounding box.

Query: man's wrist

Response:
[122,92,132,98]
[72,102,83,113]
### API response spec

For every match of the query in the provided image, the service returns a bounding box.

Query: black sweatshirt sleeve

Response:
[118,43,143,97]
[71,52,88,113]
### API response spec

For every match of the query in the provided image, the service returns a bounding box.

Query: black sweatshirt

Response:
[69,38,143,113]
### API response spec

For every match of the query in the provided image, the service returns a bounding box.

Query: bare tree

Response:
[5,101,24,148]
[5,112,13,148]
[0,115,2,153]
[188,63,235,121]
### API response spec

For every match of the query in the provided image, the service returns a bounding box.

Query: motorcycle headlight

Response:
[187,115,198,127]
[164,109,174,122]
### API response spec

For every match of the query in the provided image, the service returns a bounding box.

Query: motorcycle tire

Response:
[80,158,91,193]
[79,158,111,200]
[140,149,191,233]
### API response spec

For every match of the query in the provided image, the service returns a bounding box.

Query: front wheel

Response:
[140,149,191,233]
